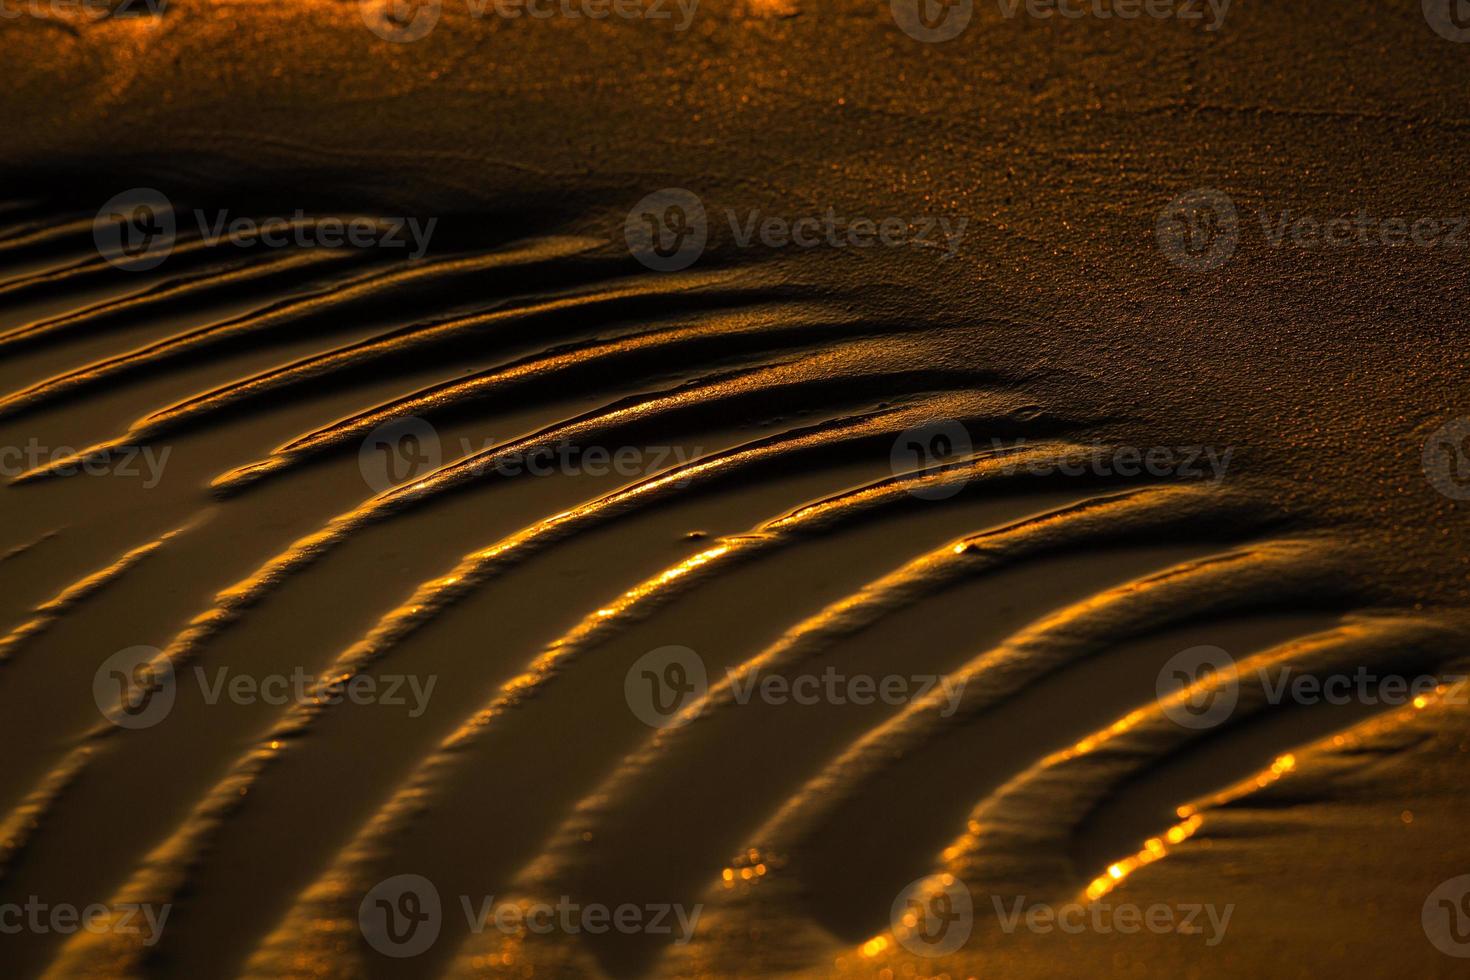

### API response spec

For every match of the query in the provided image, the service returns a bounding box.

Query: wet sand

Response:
[1,1,1469,977]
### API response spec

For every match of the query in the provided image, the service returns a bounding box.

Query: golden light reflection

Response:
[1085,813,1204,901]
[720,849,777,889]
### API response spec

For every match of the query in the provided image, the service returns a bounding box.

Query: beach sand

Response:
[0,0,1468,976]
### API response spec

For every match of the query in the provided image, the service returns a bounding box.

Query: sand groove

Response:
[0,196,1456,980]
